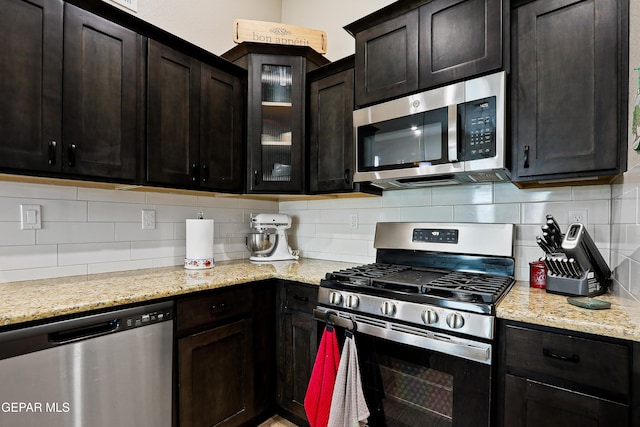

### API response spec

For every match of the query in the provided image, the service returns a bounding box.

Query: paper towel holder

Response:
[184,214,215,270]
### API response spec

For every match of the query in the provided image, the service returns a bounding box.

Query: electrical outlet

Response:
[142,209,155,230]
[349,213,359,230]
[568,210,588,225]
[20,204,41,230]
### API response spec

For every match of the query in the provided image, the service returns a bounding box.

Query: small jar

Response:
[529,260,547,289]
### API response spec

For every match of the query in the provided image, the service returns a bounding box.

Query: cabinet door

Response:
[308,67,355,193]
[247,54,305,193]
[419,0,502,88]
[511,0,624,181]
[354,11,419,107]
[200,63,244,192]
[63,4,139,181]
[503,374,628,427]
[178,318,254,427]
[278,310,318,421]
[0,0,62,172]
[147,40,200,187]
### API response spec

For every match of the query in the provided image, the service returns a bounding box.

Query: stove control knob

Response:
[345,294,359,309]
[446,313,465,329]
[328,292,343,306]
[380,301,396,316]
[421,310,439,325]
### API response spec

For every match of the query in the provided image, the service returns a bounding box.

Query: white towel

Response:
[327,334,370,427]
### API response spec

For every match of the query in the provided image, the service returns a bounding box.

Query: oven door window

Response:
[357,334,491,427]
[358,107,450,171]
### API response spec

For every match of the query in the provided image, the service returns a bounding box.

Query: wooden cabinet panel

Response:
[0,0,62,172]
[178,318,254,427]
[419,0,502,88]
[277,281,319,423]
[505,324,630,396]
[200,63,244,192]
[63,3,139,180]
[147,40,200,187]
[504,374,628,427]
[511,0,626,181]
[354,11,419,107]
[308,61,355,193]
[177,286,253,333]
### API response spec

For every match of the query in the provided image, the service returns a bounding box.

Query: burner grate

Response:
[424,271,514,303]
[327,263,410,284]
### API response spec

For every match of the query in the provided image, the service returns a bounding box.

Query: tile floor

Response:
[257,415,298,427]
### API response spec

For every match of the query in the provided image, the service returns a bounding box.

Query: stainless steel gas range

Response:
[314,222,515,427]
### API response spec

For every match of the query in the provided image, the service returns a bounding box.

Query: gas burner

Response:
[424,271,514,303]
[327,263,410,282]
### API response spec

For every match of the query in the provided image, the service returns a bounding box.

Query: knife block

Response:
[546,271,605,297]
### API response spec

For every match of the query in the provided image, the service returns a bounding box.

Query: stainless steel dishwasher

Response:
[0,301,173,427]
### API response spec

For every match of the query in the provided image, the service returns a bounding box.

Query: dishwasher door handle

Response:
[49,319,120,344]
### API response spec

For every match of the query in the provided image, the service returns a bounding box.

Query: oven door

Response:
[314,308,492,427]
[357,333,491,427]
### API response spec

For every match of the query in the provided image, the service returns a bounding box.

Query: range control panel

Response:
[122,307,173,330]
[463,96,496,160]
[412,228,459,244]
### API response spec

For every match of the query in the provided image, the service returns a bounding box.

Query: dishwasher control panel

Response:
[122,306,173,330]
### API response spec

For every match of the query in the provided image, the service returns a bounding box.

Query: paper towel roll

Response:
[184,219,215,270]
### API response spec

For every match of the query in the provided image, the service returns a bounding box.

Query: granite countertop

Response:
[3,260,640,343]
[0,259,357,328]
[496,281,640,342]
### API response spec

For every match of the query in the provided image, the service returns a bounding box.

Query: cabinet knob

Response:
[48,141,57,166]
[523,145,530,169]
[210,303,226,312]
[344,169,350,184]
[191,163,199,182]
[201,164,209,183]
[67,144,76,168]
[254,170,259,186]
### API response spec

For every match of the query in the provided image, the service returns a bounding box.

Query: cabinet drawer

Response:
[284,283,318,313]
[505,325,630,396]
[177,286,253,332]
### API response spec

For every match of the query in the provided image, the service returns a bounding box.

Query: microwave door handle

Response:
[447,104,458,162]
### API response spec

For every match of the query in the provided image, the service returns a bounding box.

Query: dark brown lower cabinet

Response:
[178,319,254,427]
[176,282,276,427]
[498,320,633,427]
[277,281,319,426]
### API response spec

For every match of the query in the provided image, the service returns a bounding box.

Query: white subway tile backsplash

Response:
[571,185,612,201]
[0,198,87,222]
[145,192,199,206]
[382,188,431,207]
[0,245,58,270]
[0,265,87,283]
[493,182,571,203]
[433,184,493,205]
[58,242,131,266]
[131,239,186,260]
[400,206,453,222]
[77,187,146,203]
[88,201,153,222]
[115,222,175,241]
[453,203,520,223]
[0,223,36,246]
[156,205,202,222]
[37,222,115,245]
[88,259,154,275]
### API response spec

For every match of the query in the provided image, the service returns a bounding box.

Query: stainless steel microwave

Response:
[353,71,508,189]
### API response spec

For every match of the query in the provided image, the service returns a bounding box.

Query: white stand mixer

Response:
[247,213,299,262]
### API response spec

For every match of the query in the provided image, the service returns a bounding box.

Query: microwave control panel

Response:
[462,96,496,160]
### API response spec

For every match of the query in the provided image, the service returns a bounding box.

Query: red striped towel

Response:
[304,326,341,427]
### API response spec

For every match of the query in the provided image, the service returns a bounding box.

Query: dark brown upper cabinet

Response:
[419,0,503,89]
[353,11,420,108]
[223,43,329,194]
[63,3,140,181]
[0,0,63,173]
[0,0,140,182]
[510,0,628,184]
[307,57,356,194]
[346,0,504,108]
[147,40,245,192]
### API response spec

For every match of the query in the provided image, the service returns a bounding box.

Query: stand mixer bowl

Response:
[246,232,277,256]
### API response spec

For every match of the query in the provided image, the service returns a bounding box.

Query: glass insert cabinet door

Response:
[246,53,304,193]
[261,64,293,182]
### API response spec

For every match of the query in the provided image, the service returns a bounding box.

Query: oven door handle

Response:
[447,104,459,162]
